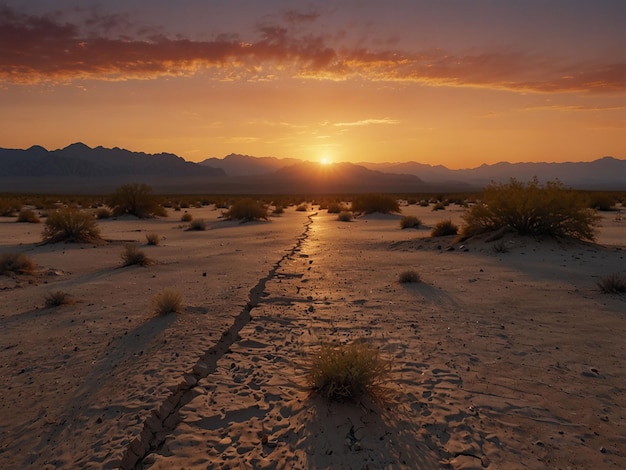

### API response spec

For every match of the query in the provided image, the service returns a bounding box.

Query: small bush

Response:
[400,215,422,229]
[223,198,268,222]
[337,211,353,222]
[431,219,458,237]
[16,208,40,223]
[432,202,446,211]
[188,218,207,231]
[145,233,160,245]
[95,207,113,219]
[0,253,35,275]
[0,198,21,217]
[181,212,193,222]
[272,205,284,215]
[42,208,102,244]
[121,244,151,267]
[399,270,420,283]
[327,202,345,214]
[109,183,166,218]
[296,203,308,212]
[45,291,72,307]
[152,288,183,315]
[351,194,400,214]
[307,340,391,402]
[597,273,626,294]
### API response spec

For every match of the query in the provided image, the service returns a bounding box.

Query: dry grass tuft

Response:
[187,218,207,231]
[400,215,422,229]
[95,207,113,219]
[181,212,193,222]
[307,340,392,403]
[0,253,36,275]
[152,288,183,315]
[597,273,626,294]
[399,269,421,283]
[121,244,151,266]
[16,208,40,223]
[44,291,72,308]
[337,211,353,222]
[431,219,458,237]
[145,232,160,245]
[42,208,102,244]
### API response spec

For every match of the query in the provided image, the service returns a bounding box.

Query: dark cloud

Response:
[0,5,623,94]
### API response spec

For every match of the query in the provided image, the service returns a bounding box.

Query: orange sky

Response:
[1,1,625,169]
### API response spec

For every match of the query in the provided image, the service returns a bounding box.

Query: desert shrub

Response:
[337,211,353,222]
[419,200,429,207]
[327,202,345,214]
[351,194,400,214]
[121,244,151,267]
[400,215,422,229]
[587,193,617,211]
[42,208,102,244]
[272,205,284,215]
[0,253,35,275]
[181,212,193,222]
[16,208,40,223]
[152,288,183,315]
[0,198,21,216]
[307,340,391,403]
[95,207,113,219]
[462,178,600,241]
[145,232,160,245]
[431,219,458,237]
[596,273,626,294]
[223,198,268,222]
[188,218,207,231]
[296,203,308,212]
[399,270,420,283]
[109,183,166,218]
[44,291,72,308]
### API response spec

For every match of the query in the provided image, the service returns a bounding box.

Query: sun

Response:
[320,156,333,165]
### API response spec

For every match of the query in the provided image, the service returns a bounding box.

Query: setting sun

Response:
[320,156,333,166]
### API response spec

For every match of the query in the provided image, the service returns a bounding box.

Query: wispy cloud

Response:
[1,6,624,94]
[334,118,400,127]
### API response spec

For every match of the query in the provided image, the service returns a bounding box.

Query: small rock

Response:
[353,442,362,452]
[600,447,607,454]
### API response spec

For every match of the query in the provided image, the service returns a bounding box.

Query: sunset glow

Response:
[1,1,624,168]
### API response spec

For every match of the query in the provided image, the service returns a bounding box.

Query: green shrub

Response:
[399,270,420,283]
[181,212,193,222]
[462,178,600,241]
[109,183,166,218]
[152,288,183,315]
[16,208,40,223]
[223,198,268,222]
[400,215,422,229]
[351,194,400,214]
[337,211,353,222]
[44,291,72,308]
[0,253,35,275]
[431,219,458,237]
[121,244,151,267]
[145,232,160,245]
[188,218,207,231]
[307,340,391,402]
[42,208,102,244]
[597,273,626,294]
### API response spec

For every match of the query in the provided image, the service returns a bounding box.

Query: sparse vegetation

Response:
[44,290,72,307]
[181,212,193,222]
[462,178,600,241]
[307,340,391,403]
[152,288,183,315]
[296,203,308,212]
[432,202,446,211]
[145,232,160,245]
[222,198,268,222]
[0,253,35,275]
[327,202,345,214]
[95,207,113,219]
[42,208,102,244]
[272,205,284,215]
[188,218,207,231]
[596,273,626,294]
[109,183,166,218]
[431,219,458,237]
[0,198,21,217]
[16,208,40,223]
[337,211,353,222]
[121,244,151,267]
[351,194,400,214]
[399,270,421,283]
[400,215,422,229]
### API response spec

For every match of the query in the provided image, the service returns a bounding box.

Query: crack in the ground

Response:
[118,214,315,470]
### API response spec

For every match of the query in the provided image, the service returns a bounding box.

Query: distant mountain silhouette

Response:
[199,153,301,176]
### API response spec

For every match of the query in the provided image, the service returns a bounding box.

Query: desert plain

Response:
[0,201,625,469]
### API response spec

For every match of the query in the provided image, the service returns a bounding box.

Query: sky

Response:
[0,0,624,169]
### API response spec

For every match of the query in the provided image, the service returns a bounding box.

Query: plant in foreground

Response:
[399,270,420,283]
[41,208,102,244]
[307,340,391,403]
[45,291,72,307]
[152,288,183,315]
[121,244,151,267]
[0,253,35,275]
[596,273,626,294]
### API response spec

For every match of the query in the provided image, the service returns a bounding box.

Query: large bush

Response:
[462,178,600,241]
[109,183,166,218]
[351,194,400,214]
[42,208,102,244]
[222,198,268,222]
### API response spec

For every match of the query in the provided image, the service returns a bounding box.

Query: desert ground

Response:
[1,202,625,469]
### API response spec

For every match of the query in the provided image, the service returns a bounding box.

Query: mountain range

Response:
[0,143,624,193]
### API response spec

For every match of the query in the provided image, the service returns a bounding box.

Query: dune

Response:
[1,203,625,469]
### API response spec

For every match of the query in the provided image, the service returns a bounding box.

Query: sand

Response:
[1,203,625,469]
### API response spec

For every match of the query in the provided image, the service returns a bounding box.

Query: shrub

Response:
[95,207,113,219]
[272,205,284,215]
[152,288,183,315]
[337,211,353,222]
[0,253,35,275]
[351,194,400,214]
[44,291,72,308]
[327,202,345,214]
[432,202,446,211]
[296,203,308,212]
[0,198,21,217]
[307,340,391,403]
[188,218,207,231]
[399,270,420,283]
[597,273,626,294]
[588,193,617,211]
[181,212,193,222]
[400,215,422,229]
[109,183,166,218]
[431,219,458,237]
[462,178,600,241]
[121,244,151,267]
[42,208,102,244]
[223,198,268,222]
[145,232,160,245]
[16,208,40,223]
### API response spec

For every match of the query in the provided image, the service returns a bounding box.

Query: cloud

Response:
[334,118,400,127]
[0,5,623,94]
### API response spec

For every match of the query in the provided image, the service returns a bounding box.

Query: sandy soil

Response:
[1,203,625,469]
